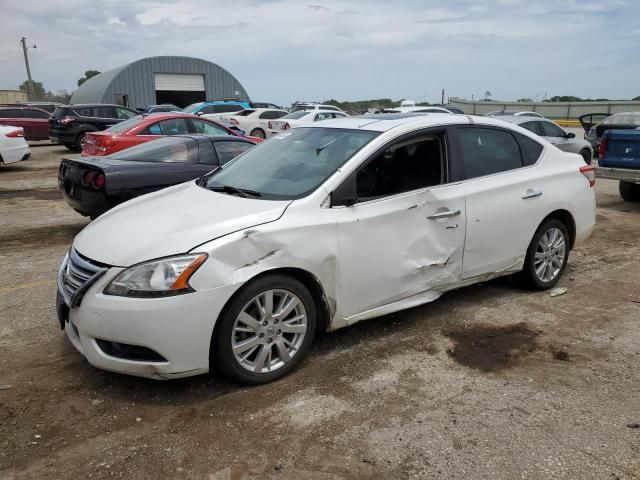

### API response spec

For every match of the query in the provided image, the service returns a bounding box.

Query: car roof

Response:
[304,113,471,132]
[495,115,551,125]
[66,104,131,108]
[0,105,50,113]
[171,134,254,142]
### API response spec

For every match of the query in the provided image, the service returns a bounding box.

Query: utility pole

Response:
[441,88,445,105]
[20,37,36,101]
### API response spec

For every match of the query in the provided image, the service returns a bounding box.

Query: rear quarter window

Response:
[514,133,544,166]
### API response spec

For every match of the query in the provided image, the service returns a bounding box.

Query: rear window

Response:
[108,137,196,163]
[603,114,640,126]
[52,107,69,118]
[106,116,143,133]
[281,111,309,120]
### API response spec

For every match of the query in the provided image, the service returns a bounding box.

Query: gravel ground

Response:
[0,142,639,480]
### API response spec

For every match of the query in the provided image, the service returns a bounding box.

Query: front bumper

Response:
[58,268,238,379]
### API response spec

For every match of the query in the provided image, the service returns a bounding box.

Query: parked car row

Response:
[55,112,597,385]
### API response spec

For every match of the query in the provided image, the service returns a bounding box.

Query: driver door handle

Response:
[522,189,543,199]
[427,209,461,220]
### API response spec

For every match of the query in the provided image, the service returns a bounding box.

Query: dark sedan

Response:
[58,135,256,219]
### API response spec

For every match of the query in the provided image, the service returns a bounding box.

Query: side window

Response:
[0,109,23,118]
[540,121,566,138]
[191,119,230,135]
[24,109,49,119]
[259,111,283,119]
[520,121,543,136]
[115,107,135,119]
[315,113,332,121]
[214,104,244,113]
[157,118,189,135]
[214,141,253,165]
[354,133,445,200]
[73,108,92,117]
[146,123,162,135]
[457,127,522,179]
[200,105,217,114]
[94,107,117,118]
[514,133,544,166]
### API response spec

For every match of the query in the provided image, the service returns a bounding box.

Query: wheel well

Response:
[213,268,332,340]
[542,209,576,249]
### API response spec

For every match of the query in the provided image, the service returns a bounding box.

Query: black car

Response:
[49,104,138,150]
[58,135,256,219]
[135,104,180,114]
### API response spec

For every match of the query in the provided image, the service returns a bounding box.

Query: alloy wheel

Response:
[534,227,566,283]
[231,289,307,374]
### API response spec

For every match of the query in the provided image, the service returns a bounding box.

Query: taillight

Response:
[5,129,24,138]
[82,170,94,185]
[282,123,290,130]
[599,136,608,159]
[96,136,116,153]
[229,118,239,125]
[579,165,596,188]
[93,173,105,189]
[59,116,76,126]
[82,170,105,189]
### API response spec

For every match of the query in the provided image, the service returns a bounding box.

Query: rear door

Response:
[332,128,466,318]
[21,108,50,140]
[452,126,548,278]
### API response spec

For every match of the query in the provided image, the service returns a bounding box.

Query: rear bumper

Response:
[57,178,115,218]
[49,128,77,145]
[0,142,30,165]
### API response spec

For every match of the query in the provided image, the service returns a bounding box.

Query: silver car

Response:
[499,116,593,164]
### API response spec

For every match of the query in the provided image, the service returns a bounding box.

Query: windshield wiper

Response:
[207,184,262,198]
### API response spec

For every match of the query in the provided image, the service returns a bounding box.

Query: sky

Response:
[1,0,639,105]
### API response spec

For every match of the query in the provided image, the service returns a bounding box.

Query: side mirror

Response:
[331,178,357,207]
[567,132,576,138]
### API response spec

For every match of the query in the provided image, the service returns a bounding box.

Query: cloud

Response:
[0,0,638,105]
[106,16,126,25]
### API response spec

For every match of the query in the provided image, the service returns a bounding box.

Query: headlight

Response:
[104,254,207,298]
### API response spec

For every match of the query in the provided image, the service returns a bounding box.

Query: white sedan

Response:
[266,110,348,137]
[56,114,595,384]
[222,108,288,140]
[0,125,30,166]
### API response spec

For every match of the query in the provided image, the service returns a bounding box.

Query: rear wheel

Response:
[75,132,87,151]
[212,274,317,384]
[580,148,592,165]
[249,128,266,139]
[515,219,569,290]
[619,181,640,202]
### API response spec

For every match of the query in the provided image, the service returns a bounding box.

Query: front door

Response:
[332,129,466,319]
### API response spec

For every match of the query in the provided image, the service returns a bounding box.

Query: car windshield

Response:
[603,114,640,126]
[198,127,379,200]
[106,116,143,133]
[108,137,195,163]
[281,111,309,120]
[182,103,204,114]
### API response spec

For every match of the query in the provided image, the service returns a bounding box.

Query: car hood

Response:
[73,181,291,267]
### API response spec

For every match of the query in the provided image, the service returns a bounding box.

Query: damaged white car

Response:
[56,114,596,383]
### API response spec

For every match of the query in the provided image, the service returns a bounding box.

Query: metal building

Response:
[70,56,249,108]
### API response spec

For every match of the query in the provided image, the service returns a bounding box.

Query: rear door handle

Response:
[522,189,543,199]
[427,209,461,220]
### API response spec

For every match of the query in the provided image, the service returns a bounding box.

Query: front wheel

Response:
[580,148,592,165]
[515,219,569,290]
[212,274,317,384]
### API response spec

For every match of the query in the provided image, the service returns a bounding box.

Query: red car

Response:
[0,106,50,141]
[81,113,263,156]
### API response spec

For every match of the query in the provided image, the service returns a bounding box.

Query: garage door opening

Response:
[154,73,206,108]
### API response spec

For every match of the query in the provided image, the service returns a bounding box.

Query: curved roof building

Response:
[70,56,249,108]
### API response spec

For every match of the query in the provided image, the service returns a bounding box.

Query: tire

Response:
[249,128,266,139]
[75,132,87,151]
[212,274,317,384]
[579,148,592,165]
[515,218,570,290]
[619,181,640,202]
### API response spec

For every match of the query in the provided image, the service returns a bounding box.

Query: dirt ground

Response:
[1,143,639,480]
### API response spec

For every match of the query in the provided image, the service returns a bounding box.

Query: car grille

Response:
[57,248,108,307]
